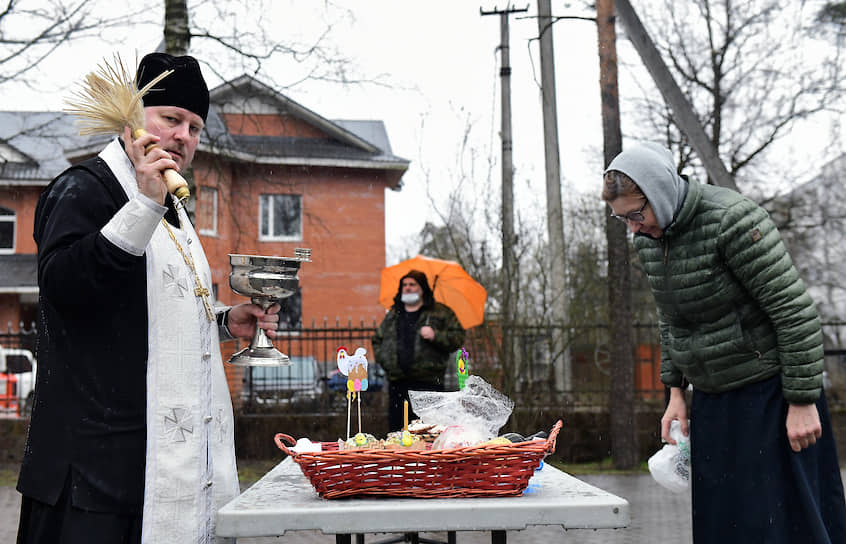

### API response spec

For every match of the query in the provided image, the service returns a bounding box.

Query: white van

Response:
[0,346,36,418]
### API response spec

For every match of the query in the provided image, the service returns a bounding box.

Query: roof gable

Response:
[209,75,381,152]
[0,74,408,188]
[204,75,408,187]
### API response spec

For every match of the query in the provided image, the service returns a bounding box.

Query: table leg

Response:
[358,531,456,544]
[491,530,506,544]
[336,535,352,544]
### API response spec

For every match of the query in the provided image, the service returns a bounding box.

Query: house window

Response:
[0,206,14,253]
[197,186,218,236]
[259,194,301,241]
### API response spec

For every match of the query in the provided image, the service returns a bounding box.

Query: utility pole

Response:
[481,4,527,394]
[614,0,738,191]
[536,0,571,393]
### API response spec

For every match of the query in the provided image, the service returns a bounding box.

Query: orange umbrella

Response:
[379,255,487,329]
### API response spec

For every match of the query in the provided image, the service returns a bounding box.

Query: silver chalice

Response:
[227,249,311,366]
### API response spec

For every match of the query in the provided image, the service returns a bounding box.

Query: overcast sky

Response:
[0,1,610,264]
[2,1,842,265]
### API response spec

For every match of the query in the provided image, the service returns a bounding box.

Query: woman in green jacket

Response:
[602,143,846,543]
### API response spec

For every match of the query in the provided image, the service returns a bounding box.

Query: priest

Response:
[16,52,275,543]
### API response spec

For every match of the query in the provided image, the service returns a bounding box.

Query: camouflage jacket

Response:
[372,302,465,384]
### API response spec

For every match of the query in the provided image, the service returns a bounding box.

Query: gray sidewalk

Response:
[5,471,845,543]
[1,472,694,543]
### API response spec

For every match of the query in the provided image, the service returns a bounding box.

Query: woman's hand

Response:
[226,303,281,339]
[786,403,822,452]
[660,386,689,444]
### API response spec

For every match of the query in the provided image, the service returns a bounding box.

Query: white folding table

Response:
[217,457,629,543]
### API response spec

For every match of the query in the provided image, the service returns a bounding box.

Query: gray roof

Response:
[227,134,403,164]
[0,254,37,292]
[333,120,394,154]
[1,75,408,186]
[0,112,80,183]
[202,75,408,181]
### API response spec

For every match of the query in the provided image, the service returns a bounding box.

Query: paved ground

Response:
[1,471,692,543]
[4,471,843,543]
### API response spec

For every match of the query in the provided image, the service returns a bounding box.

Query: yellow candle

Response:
[403,400,409,431]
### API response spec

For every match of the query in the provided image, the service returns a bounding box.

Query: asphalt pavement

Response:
[2,471,691,543]
[4,471,844,543]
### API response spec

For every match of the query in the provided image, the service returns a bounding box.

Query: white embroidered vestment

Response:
[99,139,239,543]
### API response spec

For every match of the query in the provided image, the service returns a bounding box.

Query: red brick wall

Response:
[0,186,40,254]
[1,110,401,408]
[193,122,395,405]
[194,158,390,326]
[0,187,40,331]
[0,294,22,330]
[221,113,325,138]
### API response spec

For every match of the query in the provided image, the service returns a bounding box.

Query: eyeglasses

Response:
[610,199,648,223]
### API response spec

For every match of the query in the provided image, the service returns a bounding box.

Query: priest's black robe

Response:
[17,156,179,513]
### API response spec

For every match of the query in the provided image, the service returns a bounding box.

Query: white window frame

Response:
[0,206,15,254]
[259,194,302,242]
[198,187,218,236]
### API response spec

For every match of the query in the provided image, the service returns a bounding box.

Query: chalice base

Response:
[228,346,292,367]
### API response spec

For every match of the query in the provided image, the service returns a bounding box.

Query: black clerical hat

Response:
[137,53,209,122]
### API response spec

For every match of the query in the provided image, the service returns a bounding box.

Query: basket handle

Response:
[274,433,297,456]
[545,420,563,453]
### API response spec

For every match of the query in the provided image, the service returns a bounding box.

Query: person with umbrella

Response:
[372,269,465,431]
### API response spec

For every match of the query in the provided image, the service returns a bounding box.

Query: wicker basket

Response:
[274,419,562,499]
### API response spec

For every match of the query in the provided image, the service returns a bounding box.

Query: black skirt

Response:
[690,375,846,543]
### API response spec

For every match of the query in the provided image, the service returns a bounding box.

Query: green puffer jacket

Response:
[372,302,465,383]
[634,179,823,404]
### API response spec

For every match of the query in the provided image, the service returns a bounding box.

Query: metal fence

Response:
[3,322,846,418]
[234,324,381,413]
[226,321,846,414]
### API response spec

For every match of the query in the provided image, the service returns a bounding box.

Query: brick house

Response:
[0,75,409,399]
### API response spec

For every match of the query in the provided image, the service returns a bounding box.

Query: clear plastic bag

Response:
[647,420,690,493]
[408,375,514,441]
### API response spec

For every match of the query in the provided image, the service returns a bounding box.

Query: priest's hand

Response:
[123,125,176,206]
[227,303,281,339]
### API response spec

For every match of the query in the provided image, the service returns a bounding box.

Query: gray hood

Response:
[605,143,688,230]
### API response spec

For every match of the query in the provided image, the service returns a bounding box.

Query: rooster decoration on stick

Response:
[336,346,369,439]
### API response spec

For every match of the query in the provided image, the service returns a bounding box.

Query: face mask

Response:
[401,293,420,304]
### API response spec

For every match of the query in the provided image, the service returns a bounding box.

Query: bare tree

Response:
[182,1,381,92]
[624,0,845,190]
[164,0,190,55]
[818,1,846,27]
[596,0,638,470]
[0,1,152,88]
